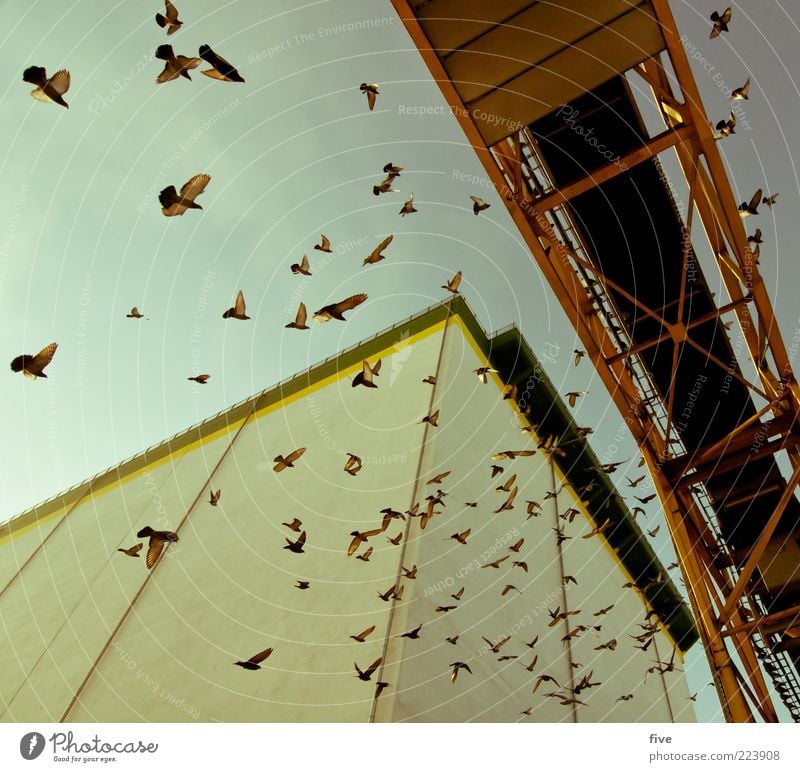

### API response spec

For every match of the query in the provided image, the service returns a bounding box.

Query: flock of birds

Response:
[710,6,780,265]
[8,0,704,717]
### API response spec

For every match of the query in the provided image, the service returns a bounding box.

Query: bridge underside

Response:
[393,0,800,721]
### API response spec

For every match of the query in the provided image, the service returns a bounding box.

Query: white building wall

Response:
[0,309,695,722]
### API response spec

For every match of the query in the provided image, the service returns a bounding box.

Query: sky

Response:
[1,0,798,722]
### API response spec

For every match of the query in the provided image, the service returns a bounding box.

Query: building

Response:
[0,298,697,722]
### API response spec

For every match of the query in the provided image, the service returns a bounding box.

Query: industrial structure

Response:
[0,299,696,722]
[389,0,800,721]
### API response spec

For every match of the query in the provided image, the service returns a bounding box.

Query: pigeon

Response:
[155,1,183,35]
[474,366,498,384]
[470,196,490,215]
[399,194,417,216]
[313,294,368,323]
[422,375,437,385]
[344,453,362,476]
[348,528,384,556]
[450,661,472,682]
[731,78,750,100]
[10,343,58,379]
[295,580,310,590]
[282,518,303,532]
[126,307,145,319]
[159,174,210,216]
[450,529,471,545]
[360,83,379,110]
[187,374,210,384]
[352,358,381,388]
[273,447,306,472]
[573,349,586,366]
[117,543,143,558]
[373,175,399,196]
[350,626,376,643]
[383,162,403,176]
[363,235,393,265]
[427,471,451,484]
[441,271,462,294]
[155,44,201,83]
[283,531,306,554]
[222,290,250,320]
[748,228,763,245]
[421,410,440,427]
[715,111,736,138]
[285,303,309,330]
[355,547,373,563]
[23,66,70,108]
[209,488,221,506]
[136,526,179,569]
[290,255,311,276]
[314,234,332,253]
[763,193,779,208]
[566,390,587,408]
[739,188,762,217]
[709,7,732,39]
[355,657,382,681]
[199,44,245,82]
[401,624,422,639]
[234,647,273,670]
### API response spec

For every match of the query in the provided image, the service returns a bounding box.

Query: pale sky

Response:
[1,0,798,722]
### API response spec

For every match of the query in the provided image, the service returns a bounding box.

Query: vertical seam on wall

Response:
[59,399,261,722]
[0,482,94,603]
[651,633,677,721]
[550,457,578,724]
[369,301,453,723]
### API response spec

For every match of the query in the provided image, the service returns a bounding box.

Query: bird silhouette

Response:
[285,303,309,330]
[155,44,200,82]
[155,1,182,35]
[350,626,376,643]
[136,526,179,569]
[222,289,250,320]
[273,447,306,472]
[23,66,70,108]
[709,7,732,38]
[10,342,58,379]
[399,194,417,216]
[360,83,379,110]
[313,294,368,323]
[352,359,381,388]
[234,647,273,670]
[470,196,490,215]
[283,531,306,554]
[117,543,143,558]
[160,174,210,216]
[355,657,382,681]
[291,255,311,276]
[199,44,245,82]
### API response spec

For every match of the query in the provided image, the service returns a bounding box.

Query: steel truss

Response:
[392,0,800,722]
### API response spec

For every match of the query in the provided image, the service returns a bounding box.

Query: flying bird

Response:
[136,526,179,569]
[566,391,587,408]
[155,1,183,35]
[283,531,306,554]
[126,307,145,319]
[355,657,382,681]
[273,447,306,472]
[373,175,398,196]
[482,635,511,653]
[234,647,273,670]
[441,271,462,294]
[364,235,393,265]
[508,538,524,553]
[343,453,363,476]
[470,196,490,215]
[496,474,517,492]
[360,82,379,110]
[739,189,762,217]
[187,374,210,384]
[314,234,332,253]
[23,66,70,108]
[731,78,750,100]
[313,293,368,323]
[492,449,535,461]
[422,375,437,385]
[282,517,303,532]
[285,302,309,330]
[501,584,521,596]
[10,342,58,379]
[399,194,417,216]
[401,564,417,578]
[348,527,384,556]
[117,543,143,558]
[355,547,373,562]
[451,587,464,601]
[155,44,201,83]
[159,174,210,216]
[199,44,245,82]
[594,604,615,617]
[295,580,310,590]
[401,624,423,640]
[573,349,586,366]
[352,358,381,388]
[715,111,736,139]
[222,290,250,320]
[450,529,471,545]
[709,7,732,38]
[647,525,661,538]
[427,471,451,485]
[482,555,509,569]
[494,486,518,514]
[291,255,311,276]
[474,366,498,384]
[512,560,528,572]
[350,626,376,643]
[421,409,440,427]
[445,636,459,645]
[635,493,657,505]
[763,192,779,208]
[209,488,221,506]
[450,661,472,682]
[435,605,457,613]
[387,532,402,545]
